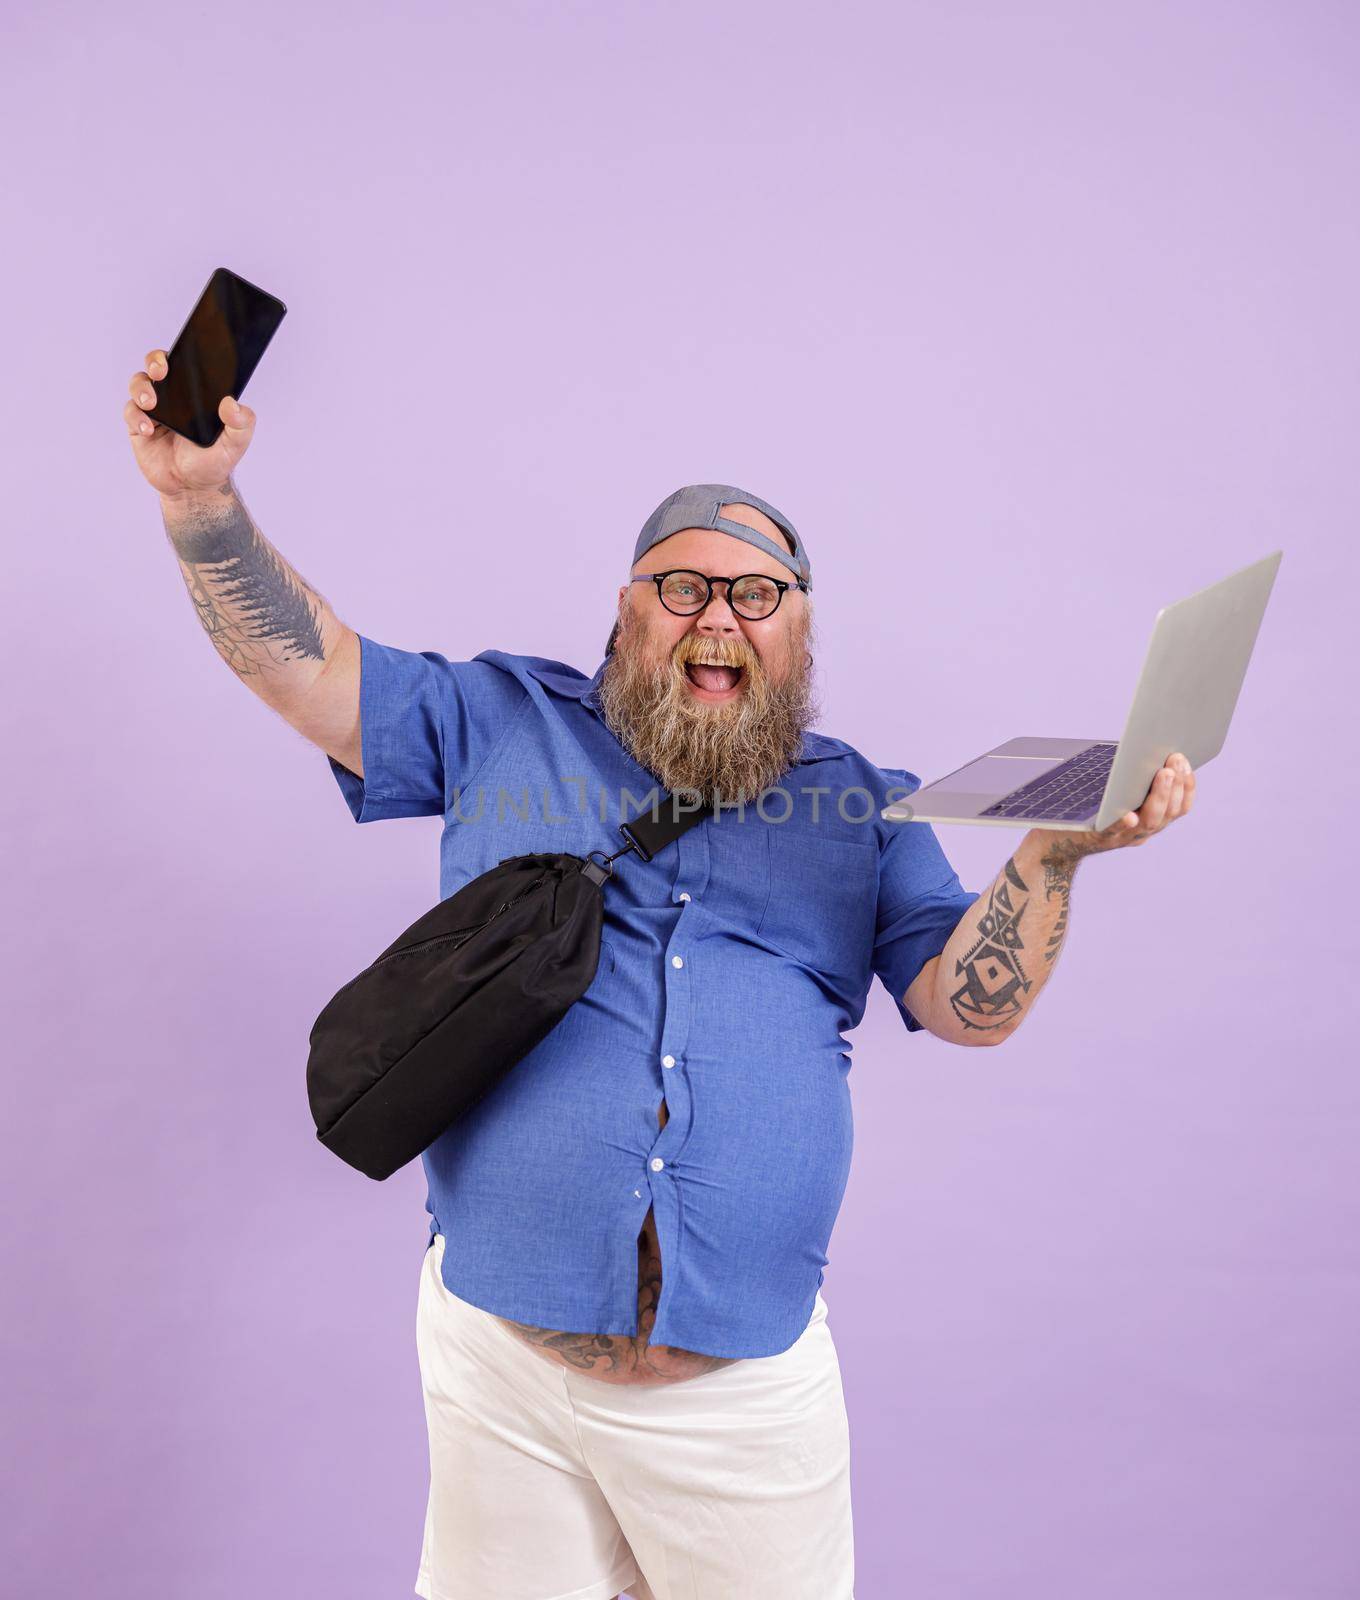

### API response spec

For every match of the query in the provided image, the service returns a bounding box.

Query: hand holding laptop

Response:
[1038,748,1196,862]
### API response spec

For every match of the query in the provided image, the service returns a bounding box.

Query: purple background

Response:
[5,3,1357,1595]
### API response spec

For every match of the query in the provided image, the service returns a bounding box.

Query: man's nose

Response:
[695,585,741,635]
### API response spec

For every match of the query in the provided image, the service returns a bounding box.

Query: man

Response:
[126,366,1194,1600]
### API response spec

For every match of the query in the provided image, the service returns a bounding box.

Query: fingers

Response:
[1089,754,1197,855]
[125,396,155,439]
[1138,753,1195,838]
[1169,767,1186,818]
[125,348,256,443]
[1167,752,1194,821]
[1139,765,1175,832]
[128,351,167,435]
[1122,766,1171,844]
[130,351,166,402]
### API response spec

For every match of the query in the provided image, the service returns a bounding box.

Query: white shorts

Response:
[414,1232,855,1600]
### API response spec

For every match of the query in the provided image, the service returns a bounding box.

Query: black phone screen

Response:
[149,267,287,447]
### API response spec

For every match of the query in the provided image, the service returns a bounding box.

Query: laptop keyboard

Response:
[978,742,1119,821]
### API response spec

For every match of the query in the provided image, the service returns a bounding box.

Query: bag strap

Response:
[580,791,717,886]
[618,792,717,861]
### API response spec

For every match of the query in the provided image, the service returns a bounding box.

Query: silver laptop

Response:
[881,551,1282,832]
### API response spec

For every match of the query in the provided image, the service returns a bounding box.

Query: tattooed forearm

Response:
[161,481,329,678]
[1041,855,1075,962]
[947,854,1034,1031]
[927,830,1088,1043]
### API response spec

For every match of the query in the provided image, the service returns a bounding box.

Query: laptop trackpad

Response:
[927,755,1061,798]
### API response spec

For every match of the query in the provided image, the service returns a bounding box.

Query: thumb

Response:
[219,394,254,429]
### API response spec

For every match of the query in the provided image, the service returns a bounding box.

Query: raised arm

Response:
[158,478,363,775]
[125,345,363,777]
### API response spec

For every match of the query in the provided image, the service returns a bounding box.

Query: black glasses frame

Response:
[629,568,810,621]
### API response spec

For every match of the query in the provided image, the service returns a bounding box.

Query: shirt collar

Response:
[526,657,846,766]
[524,656,607,710]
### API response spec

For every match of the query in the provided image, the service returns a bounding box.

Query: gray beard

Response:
[596,619,820,806]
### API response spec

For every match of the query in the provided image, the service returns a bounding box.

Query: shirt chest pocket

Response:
[757,831,879,988]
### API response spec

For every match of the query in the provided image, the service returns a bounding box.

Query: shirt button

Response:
[678,892,691,902]
[671,955,684,968]
[650,1157,665,1171]
[662,1054,675,1068]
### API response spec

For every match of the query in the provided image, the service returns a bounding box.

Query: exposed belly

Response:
[495,1096,741,1385]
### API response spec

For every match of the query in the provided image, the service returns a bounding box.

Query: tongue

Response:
[689,663,740,692]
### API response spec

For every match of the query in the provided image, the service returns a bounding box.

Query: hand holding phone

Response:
[123,267,287,500]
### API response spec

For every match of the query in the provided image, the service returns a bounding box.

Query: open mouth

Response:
[683,661,746,693]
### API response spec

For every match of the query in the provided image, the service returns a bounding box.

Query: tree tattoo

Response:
[163,485,326,676]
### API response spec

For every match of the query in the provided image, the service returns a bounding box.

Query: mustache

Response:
[672,635,759,671]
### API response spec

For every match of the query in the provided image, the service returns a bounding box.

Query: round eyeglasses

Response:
[629,568,809,621]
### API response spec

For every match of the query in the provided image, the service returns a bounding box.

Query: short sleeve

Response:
[327,634,527,823]
[872,768,980,1033]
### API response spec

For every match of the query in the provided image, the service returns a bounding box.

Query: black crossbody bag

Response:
[306,793,716,1181]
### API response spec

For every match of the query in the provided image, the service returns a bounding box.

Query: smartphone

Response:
[149,267,287,447]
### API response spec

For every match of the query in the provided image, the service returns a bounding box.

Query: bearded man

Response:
[138,357,1194,1600]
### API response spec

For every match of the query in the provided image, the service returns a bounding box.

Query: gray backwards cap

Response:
[633,484,810,586]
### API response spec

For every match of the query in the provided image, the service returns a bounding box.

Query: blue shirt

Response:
[328,634,979,1358]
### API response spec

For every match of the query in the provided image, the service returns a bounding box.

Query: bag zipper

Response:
[368,877,546,971]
